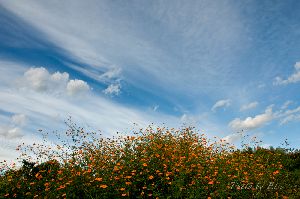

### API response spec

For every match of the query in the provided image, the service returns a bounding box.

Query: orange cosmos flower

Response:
[100,184,108,189]
[35,173,42,180]
[273,170,280,175]
[57,185,65,190]
[114,166,119,171]
[149,175,154,180]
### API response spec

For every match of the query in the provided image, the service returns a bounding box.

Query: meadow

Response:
[0,121,299,198]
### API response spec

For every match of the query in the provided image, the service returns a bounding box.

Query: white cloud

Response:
[11,114,27,126]
[66,79,90,96]
[240,101,258,111]
[211,99,231,112]
[23,67,51,91]
[274,62,300,85]
[50,71,70,91]
[229,106,273,131]
[21,67,90,96]
[103,83,121,96]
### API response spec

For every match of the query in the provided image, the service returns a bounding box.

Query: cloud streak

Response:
[211,99,231,112]
[240,101,258,111]
[277,106,300,125]
[274,62,300,85]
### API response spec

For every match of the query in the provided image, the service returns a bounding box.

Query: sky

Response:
[0,0,300,162]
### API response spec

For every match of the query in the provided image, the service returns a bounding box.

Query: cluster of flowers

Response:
[0,124,296,198]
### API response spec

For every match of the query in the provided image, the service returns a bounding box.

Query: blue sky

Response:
[1,0,300,162]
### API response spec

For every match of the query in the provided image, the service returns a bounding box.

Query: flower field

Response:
[0,122,299,198]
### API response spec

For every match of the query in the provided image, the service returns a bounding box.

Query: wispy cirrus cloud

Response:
[67,63,122,84]
[281,100,293,110]
[277,106,300,125]
[211,99,231,112]
[0,113,27,140]
[0,0,249,102]
[240,101,258,111]
[11,114,27,126]
[274,62,300,85]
